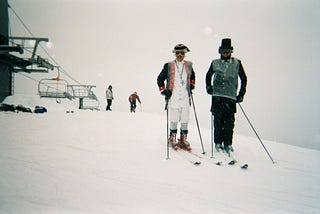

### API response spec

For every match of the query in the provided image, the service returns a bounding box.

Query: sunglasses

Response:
[175,51,185,56]
[221,49,232,54]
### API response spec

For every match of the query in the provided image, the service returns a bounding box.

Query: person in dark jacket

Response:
[157,44,195,151]
[205,38,247,154]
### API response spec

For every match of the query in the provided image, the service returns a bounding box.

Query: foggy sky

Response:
[8,0,320,150]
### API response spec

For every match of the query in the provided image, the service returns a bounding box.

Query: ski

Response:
[240,163,249,169]
[192,150,225,167]
[177,148,202,165]
[214,158,248,169]
[226,154,249,169]
[226,151,249,169]
[228,160,248,169]
[168,143,248,169]
[215,161,223,166]
[170,147,201,166]
[182,149,204,159]
[211,149,229,166]
[210,158,235,166]
[203,149,249,169]
[228,160,237,165]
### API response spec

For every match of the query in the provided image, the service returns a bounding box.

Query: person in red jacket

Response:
[128,92,141,113]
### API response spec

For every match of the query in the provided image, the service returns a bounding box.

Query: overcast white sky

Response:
[8,0,320,150]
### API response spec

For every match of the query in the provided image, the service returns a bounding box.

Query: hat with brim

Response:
[172,44,190,53]
[219,38,233,53]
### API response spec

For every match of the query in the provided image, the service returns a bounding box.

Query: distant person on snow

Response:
[128,92,141,113]
[105,85,114,111]
[157,44,195,151]
[205,38,247,154]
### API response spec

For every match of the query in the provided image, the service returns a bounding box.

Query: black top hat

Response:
[219,38,233,53]
[172,44,190,53]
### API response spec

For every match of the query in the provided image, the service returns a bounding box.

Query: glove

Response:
[236,95,243,103]
[161,89,172,99]
[190,84,195,94]
[206,86,213,95]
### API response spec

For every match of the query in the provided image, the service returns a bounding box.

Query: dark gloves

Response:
[206,86,213,95]
[236,95,243,103]
[189,84,195,94]
[161,89,172,99]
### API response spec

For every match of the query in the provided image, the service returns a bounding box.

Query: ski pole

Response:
[211,114,214,158]
[190,93,205,154]
[238,103,276,164]
[165,99,169,160]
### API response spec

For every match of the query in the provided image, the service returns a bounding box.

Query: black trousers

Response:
[211,97,236,146]
[130,101,136,112]
[106,99,112,110]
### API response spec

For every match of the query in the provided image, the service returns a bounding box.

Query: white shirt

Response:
[106,89,113,99]
[168,60,189,109]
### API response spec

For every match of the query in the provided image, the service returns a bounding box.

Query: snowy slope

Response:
[0,95,319,214]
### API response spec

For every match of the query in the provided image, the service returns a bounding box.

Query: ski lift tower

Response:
[0,0,54,102]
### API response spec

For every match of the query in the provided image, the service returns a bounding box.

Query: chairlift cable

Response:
[8,3,82,86]
[8,4,35,38]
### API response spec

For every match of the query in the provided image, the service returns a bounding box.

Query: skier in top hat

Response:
[205,38,247,154]
[157,44,195,151]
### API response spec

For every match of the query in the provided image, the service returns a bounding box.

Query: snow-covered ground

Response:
[0,95,319,214]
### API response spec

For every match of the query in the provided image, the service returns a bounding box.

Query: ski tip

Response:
[228,160,237,165]
[194,161,201,165]
[241,164,248,169]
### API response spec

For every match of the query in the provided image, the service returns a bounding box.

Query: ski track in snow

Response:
[0,96,320,213]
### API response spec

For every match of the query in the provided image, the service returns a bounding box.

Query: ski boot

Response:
[178,130,192,151]
[168,130,178,150]
[223,144,234,156]
[215,143,223,152]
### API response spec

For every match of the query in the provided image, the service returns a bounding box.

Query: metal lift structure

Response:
[1,0,100,110]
